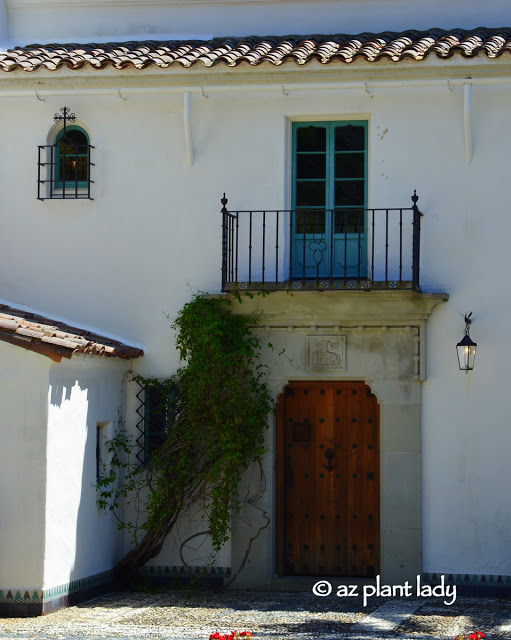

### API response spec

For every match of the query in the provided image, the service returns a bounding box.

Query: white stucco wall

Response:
[44,355,129,589]
[0,341,49,589]
[1,0,511,582]
[367,81,511,576]
[0,1,7,45]
[5,0,511,44]
[143,509,232,571]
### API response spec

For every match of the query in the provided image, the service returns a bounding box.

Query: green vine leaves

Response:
[96,294,274,579]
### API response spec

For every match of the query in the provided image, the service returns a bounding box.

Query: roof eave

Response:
[0,52,510,94]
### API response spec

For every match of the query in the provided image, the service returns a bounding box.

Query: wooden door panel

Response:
[279,382,379,577]
[344,385,379,576]
[283,385,325,574]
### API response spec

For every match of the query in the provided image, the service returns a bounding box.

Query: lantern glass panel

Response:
[456,336,477,371]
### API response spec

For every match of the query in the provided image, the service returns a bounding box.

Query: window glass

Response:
[335,153,365,179]
[296,154,326,180]
[296,210,326,235]
[56,127,89,184]
[296,181,326,207]
[143,383,178,462]
[296,126,327,152]
[334,209,365,234]
[334,125,365,151]
[334,181,365,207]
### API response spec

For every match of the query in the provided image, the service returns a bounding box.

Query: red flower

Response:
[210,631,253,640]
[209,631,254,640]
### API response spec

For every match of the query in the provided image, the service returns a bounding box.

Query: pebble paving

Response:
[0,590,509,640]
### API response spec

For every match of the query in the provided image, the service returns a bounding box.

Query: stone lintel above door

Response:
[225,290,447,325]
[224,290,447,382]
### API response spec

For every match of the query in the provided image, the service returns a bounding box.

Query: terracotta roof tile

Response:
[2,27,511,72]
[0,304,143,362]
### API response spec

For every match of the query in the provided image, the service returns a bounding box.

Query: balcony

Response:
[221,192,422,293]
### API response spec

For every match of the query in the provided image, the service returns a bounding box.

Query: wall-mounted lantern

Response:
[456,312,477,373]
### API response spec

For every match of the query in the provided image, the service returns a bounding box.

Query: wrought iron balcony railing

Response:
[221,192,422,292]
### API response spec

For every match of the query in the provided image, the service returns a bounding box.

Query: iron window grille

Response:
[135,378,179,465]
[37,107,94,200]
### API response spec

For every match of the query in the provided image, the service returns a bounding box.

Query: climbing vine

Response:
[96,294,273,585]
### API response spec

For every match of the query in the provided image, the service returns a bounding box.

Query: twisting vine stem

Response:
[96,293,273,586]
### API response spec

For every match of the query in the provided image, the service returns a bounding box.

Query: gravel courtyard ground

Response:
[0,589,509,640]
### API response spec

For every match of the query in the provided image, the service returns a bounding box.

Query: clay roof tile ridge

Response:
[3,28,511,71]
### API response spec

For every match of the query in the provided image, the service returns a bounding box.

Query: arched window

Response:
[37,109,94,200]
[55,126,90,188]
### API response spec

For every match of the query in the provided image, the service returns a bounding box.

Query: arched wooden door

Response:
[276,381,380,577]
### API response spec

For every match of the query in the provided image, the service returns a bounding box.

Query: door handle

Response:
[322,447,338,471]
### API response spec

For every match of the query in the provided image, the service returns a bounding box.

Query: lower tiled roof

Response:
[1,27,511,72]
[0,304,143,362]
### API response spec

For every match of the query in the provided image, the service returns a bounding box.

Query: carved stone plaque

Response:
[307,336,346,372]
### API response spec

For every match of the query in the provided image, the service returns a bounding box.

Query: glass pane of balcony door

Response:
[292,122,367,279]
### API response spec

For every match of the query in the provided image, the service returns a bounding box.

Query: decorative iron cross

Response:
[54,106,76,134]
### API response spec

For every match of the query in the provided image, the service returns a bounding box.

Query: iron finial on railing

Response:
[221,193,228,212]
[411,189,422,291]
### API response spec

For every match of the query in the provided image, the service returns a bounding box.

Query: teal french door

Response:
[292,121,368,279]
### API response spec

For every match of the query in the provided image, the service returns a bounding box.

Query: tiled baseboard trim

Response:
[140,564,231,578]
[0,566,229,616]
[0,570,116,617]
[140,564,230,588]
